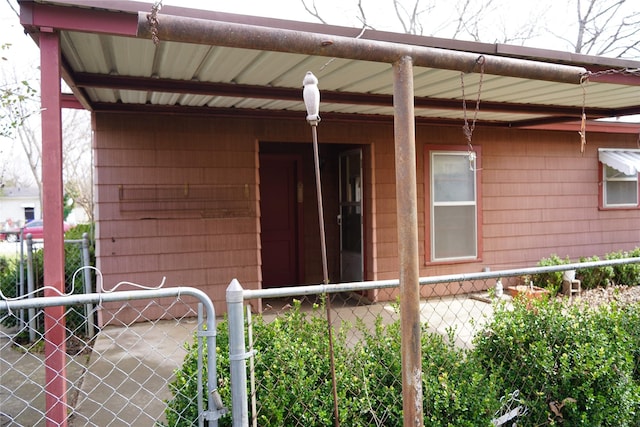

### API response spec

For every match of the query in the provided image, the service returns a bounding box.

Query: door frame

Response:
[339,148,364,283]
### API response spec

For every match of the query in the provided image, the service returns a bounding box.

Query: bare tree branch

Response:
[449,0,499,42]
[3,0,18,18]
[571,0,639,57]
[301,0,328,24]
[392,0,432,35]
[355,0,376,30]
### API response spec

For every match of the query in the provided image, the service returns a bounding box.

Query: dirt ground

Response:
[568,285,640,307]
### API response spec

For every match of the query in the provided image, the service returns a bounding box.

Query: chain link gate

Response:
[1,286,225,426]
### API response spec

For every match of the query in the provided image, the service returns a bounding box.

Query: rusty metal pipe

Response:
[393,56,423,427]
[137,12,587,84]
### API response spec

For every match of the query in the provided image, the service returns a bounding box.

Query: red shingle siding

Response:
[476,127,640,270]
[93,112,640,322]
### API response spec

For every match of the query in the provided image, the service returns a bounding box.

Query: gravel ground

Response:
[568,285,640,308]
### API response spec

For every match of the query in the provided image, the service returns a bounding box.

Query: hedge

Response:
[164,296,640,426]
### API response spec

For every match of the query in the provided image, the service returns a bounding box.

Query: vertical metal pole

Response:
[201,295,219,427]
[26,235,36,342]
[393,55,424,427]
[18,229,24,326]
[247,305,257,427]
[310,124,340,427]
[197,303,205,427]
[40,29,68,427]
[311,125,329,286]
[81,232,95,337]
[227,279,249,427]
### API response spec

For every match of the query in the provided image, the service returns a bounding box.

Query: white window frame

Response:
[429,150,478,262]
[602,164,638,208]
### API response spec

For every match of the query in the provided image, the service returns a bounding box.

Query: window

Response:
[23,207,35,222]
[425,147,480,262]
[602,165,638,207]
[598,149,640,208]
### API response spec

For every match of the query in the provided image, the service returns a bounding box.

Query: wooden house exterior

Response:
[93,113,640,311]
[18,1,640,320]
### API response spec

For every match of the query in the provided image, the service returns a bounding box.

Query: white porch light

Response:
[303,71,320,124]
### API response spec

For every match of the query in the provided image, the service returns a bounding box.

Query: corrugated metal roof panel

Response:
[62,32,111,74]
[47,5,640,125]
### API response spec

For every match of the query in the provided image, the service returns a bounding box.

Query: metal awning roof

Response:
[599,149,640,175]
[18,0,640,129]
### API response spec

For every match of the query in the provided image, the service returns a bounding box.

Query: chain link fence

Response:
[0,234,94,340]
[1,287,223,427]
[227,257,640,427]
[3,251,640,426]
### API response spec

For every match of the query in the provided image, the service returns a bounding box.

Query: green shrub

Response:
[0,255,21,326]
[165,287,640,426]
[577,255,614,289]
[421,328,498,427]
[615,303,640,382]
[606,248,640,286]
[532,254,570,295]
[165,301,348,427]
[164,302,499,427]
[0,255,19,300]
[345,317,498,426]
[250,302,350,426]
[473,298,640,426]
[341,317,403,426]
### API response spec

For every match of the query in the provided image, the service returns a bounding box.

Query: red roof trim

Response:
[20,2,138,36]
[523,120,640,134]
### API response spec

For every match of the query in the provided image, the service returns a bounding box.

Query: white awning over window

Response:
[598,149,640,175]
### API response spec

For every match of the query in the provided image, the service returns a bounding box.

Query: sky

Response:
[161,0,570,48]
[2,0,639,66]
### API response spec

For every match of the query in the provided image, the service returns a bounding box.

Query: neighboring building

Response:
[0,187,40,230]
[18,1,640,321]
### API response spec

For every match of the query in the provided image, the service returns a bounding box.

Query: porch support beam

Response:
[40,29,67,426]
[393,56,423,427]
[137,12,587,84]
[72,71,618,116]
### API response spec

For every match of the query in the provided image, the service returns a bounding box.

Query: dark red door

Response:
[260,154,301,287]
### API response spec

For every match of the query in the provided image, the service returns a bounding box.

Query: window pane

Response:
[606,181,638,205]
[433,153,474,202]
[433,205,476,259]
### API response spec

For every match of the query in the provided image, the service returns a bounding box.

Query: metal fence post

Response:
[81,232,95,337]
[226,279,249,427]
[18,228,25,326]
[25,234,36,342]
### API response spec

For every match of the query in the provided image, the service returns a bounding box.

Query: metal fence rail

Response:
[227,257,640,427]
[0,287,223,427]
